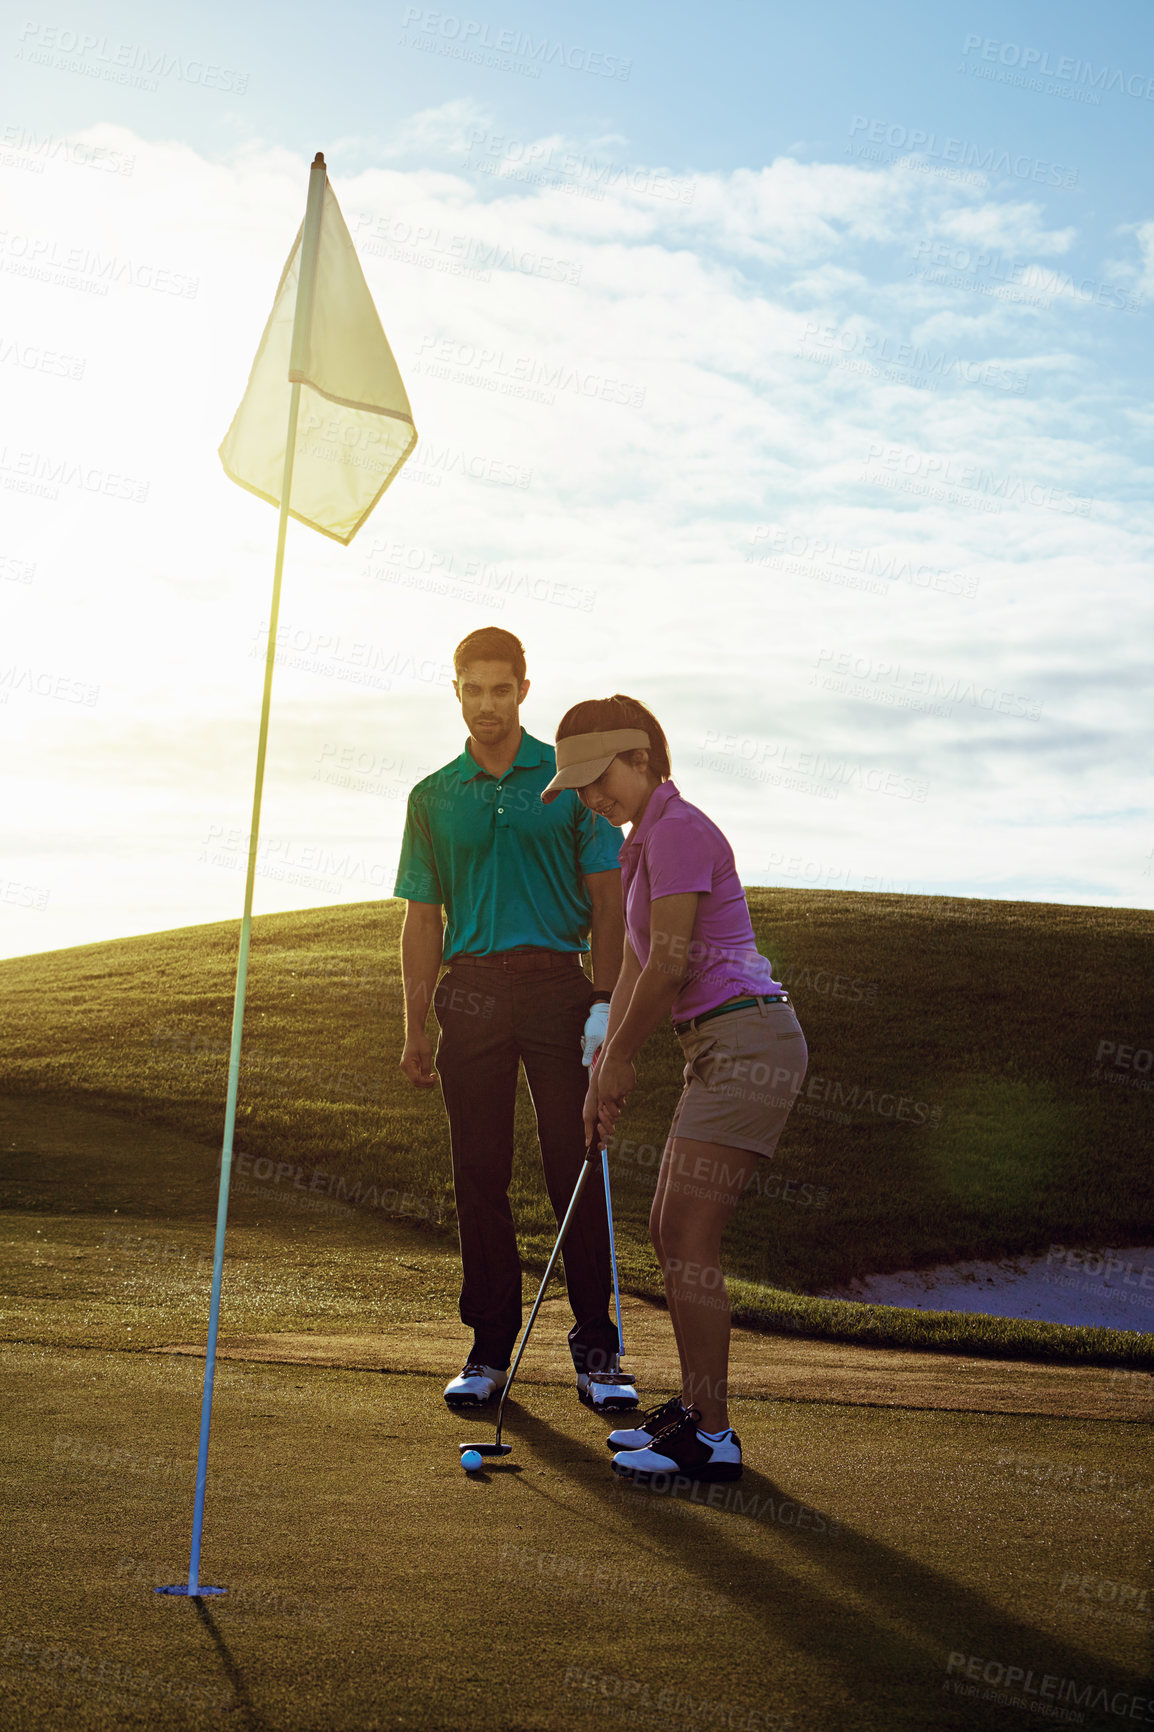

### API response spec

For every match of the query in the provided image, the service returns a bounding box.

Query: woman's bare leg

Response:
[650,1137,760,1433]
[648,1126,691,1394]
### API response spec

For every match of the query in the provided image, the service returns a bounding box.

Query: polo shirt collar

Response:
[620,779,679,853]
[455,727,551,783]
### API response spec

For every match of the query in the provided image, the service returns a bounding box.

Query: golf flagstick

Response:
[460,1136,602,1460]
[158,156,328,1599]
[158,153,416,1595]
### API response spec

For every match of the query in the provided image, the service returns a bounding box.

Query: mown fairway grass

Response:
[2,891,1152,1364]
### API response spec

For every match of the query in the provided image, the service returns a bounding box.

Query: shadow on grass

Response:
[493,1407,1151,1731]
[194,1596,266,1730]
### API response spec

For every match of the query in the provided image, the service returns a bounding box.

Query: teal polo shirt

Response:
[393,729,622,961]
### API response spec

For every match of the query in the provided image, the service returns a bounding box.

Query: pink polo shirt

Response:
[618,781,782,1022]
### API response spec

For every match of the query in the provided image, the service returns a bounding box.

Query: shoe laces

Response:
[460,1360,496,1379]
[636,1395,684,1429]
[648,1403,702,1445]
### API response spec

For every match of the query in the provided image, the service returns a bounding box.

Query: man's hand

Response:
[581,1000,610,1066]
[400,1031,439,1090]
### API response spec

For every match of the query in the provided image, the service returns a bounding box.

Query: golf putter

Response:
[582,1037,638,1412]
[459,1135,602,1461]
[583,1142,639,1411]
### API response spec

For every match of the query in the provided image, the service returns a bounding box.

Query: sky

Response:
[2,0,1152,960]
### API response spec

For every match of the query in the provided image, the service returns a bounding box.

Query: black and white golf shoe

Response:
[604,1394,685,1450]
[577,1369,640,1413]
[443,1361,506,1407]
[611,1404,743,1483]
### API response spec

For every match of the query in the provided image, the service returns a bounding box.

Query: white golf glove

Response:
[582,1000,610,1067]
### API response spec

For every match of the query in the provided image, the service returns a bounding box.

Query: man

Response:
[394,626,632,1411]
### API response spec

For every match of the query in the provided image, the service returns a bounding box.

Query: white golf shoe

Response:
[577,1368,640,1413]
[611,1405,743,1482]
[443,1361,506,1407]
[604,1394,685,1450]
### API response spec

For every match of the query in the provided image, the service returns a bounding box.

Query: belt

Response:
[674,993,789,1036]
[451,948,581,972]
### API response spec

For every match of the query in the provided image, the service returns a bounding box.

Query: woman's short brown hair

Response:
[555,694,671,781]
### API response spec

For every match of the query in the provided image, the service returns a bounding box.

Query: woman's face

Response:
[577,751,655,827]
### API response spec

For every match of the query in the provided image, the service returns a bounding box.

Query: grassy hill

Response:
[2,891,1152,1362]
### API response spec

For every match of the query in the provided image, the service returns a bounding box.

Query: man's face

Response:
[453,659,530,750]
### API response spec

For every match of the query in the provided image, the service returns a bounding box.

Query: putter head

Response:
[585,1369,639,1412]
[460,1441,513,1457]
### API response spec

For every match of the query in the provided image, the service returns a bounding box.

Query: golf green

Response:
[3,1340,1152,1730]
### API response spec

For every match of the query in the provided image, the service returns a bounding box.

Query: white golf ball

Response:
[461,1449,483,1472]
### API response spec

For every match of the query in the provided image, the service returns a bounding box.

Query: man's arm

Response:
[584,868,624,991]
[399,899,444,1089]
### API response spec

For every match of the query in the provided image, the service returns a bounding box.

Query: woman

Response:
[541,695,808,1483]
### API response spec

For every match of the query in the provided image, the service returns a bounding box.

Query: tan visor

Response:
[540,729,650,804]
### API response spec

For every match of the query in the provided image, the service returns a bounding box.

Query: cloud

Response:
[932,201,1076,255]
[1,123,1150,959]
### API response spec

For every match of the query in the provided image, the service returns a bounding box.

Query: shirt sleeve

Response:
[645,812,717,899]
[574,799,624,876]
[393,789,443,903]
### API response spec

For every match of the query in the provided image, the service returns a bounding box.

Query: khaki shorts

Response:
[668,1000,808,1158]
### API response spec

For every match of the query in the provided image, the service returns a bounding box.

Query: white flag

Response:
[219,176,417,544]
